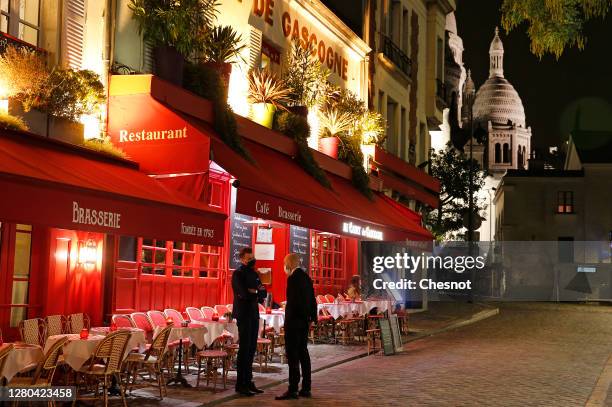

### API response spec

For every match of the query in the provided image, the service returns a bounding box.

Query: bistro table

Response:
[260,311,285,335]
[153,324,208,387]
[90,327,147,354]
[44,334,105,371]
[0,343,43,382]
[317,300,394,320]
[189,318,239,347]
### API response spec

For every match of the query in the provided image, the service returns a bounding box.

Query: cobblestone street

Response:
[217,303,612,407]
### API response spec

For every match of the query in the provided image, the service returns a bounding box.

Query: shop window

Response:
[310,232,345,288]
[1,0,40,45]
[172,242,195,277]
[118,236,137,262]
[141,239,167,275]
[207,178,225,208]
[557,191,574,214]
[10,224,32,327]
[197,245,221,278]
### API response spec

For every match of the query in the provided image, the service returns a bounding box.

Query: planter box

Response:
[48,116,84,145]
[9,99,47,137]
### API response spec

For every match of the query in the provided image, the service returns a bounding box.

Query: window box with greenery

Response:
[198,25,245,93]
[129,0,219,85]
[247,68,290,129]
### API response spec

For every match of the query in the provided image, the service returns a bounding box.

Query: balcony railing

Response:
[0,31,44,54]
[381,34,412,77]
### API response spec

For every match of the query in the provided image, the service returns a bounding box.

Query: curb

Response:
[201,306,499,406]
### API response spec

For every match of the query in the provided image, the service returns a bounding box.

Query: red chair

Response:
[186,307,204,321]
[214,305,229,316]
[201,307,215,319]
[164,309,186,325]
[131,312,154,342]
[147,310,168,329]
[325,294,335,303]
[112,314,136,328]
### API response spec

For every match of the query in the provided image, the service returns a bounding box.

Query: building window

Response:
[494,143,501,163]
[260,39,281,75]
[10,224,32,327]
[557,191,574,214]
[1,0,40,46]
[141,239,167,275]
[502,143,510,163]
[310,232,345,289]
[138,238,221,278]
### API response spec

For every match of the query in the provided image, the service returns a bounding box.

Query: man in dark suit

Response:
[232,247,263,396]
[276,253,318,400]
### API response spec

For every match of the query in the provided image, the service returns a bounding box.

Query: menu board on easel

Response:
[289,225,310,271]
[389,314,403,352]
[229,188,253,269]
[379,318,395,356]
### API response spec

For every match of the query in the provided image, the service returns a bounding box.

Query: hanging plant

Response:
[273,110,331,188]
[184,63,253,162]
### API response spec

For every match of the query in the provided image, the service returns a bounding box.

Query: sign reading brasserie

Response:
[251,0,350,81]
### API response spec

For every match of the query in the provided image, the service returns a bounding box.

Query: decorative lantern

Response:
[80,328,89,339]
[165,317,174,326]
[212,313,219,322]
[266,307,272,314]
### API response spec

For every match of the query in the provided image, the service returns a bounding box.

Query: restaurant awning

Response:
[0,129,226,245]
[210,136,432,241]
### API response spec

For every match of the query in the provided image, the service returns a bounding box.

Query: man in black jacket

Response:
[232,247,263,396]
[276,253,318,400]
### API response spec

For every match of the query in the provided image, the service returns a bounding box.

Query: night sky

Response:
[455,0,612,149]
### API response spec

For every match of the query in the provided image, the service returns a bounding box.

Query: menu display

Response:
[230,211,253,269]
[389,314,403,352]
[289,225,310,271]
[379,318,395,355]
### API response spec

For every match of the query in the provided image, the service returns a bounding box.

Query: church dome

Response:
[473,27,526,128]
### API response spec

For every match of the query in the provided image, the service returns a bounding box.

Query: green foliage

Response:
[0,46,49,106]
[199,25,246,64]
[183,63,253,162]
[247,69,291,109]
[82,136,127,158]
[283,39,330,108]
[30,69,105,122]
[273,110,331,188]
[359,110,387,146]
[129,0,219,56]
[338,133,373,200]
[423,143,486,240]
[501,0,611,58]
[0,113,29,132]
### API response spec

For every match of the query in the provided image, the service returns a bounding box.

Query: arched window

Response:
[517,145,523,169]
[522,146,527,167]
[502,143,510,163]
[494,143,501,163]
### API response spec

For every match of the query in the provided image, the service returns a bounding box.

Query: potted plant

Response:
[31,69,105,143]
[0,112,28,132]
[199,25,245,91]
[317,107,353,158]
[283,40,329,117]
[129,0,219,85]
[359,110,387,146]
[248,69,290,129]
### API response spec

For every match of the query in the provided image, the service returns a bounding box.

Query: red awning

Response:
[211,137,432,241]
[0,130,226,245]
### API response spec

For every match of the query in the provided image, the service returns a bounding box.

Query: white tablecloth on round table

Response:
[154,326,208,350]
[44,334,105,371]
[260,313,284,333]
[0,343,43,382]
[317,300,395,320]
[90,327,147,353]
[189,320,239,347]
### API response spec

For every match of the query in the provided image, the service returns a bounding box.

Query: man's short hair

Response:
[239,247,253,258]
[284,253,301,270]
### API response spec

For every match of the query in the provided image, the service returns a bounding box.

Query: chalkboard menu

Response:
[389,314,403,352]
[379,318,395,356]
[289,225,310,271]
[229,212,253,270]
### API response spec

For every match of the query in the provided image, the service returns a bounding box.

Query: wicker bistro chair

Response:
[45,315,67,338]
[164,308,186,325]
[186,307,204,321]
[67,313,91,334]
[214,304,229,316]
[19,318,47,347]
[325,294,336,303]
[112,314,136,328]
[201,306,215,319]
[146,310,168,329]
[195,338,228,390]
[8,336,68,407]
[147,310,191,373]
[131,312,155,342]
[73,330,132,407]
[256,338,272,373]
[125,326,172,400]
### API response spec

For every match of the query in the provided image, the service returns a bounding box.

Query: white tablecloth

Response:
[44,334,105,371]
[260,313,284,333]
[155,325,208,350]
[189,320,239,347]
[0,343,43,382]
[90,327,147,353]
[317,300,394,320]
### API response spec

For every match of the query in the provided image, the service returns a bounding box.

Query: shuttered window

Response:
[62,0,85,69]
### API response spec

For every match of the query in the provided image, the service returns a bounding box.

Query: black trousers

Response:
[285,322,311,393]
[236,316,259,390]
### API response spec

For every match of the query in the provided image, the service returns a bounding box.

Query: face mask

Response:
[247,258,256,267]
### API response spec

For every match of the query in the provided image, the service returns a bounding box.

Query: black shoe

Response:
[275,391,299,400]
[249,382,264,394]
[236,387,255,397]
[299,390,312,398]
